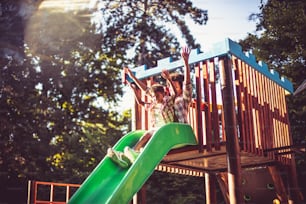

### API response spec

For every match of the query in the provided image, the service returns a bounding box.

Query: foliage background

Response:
[0,0,305,203]
[0,0,208,203]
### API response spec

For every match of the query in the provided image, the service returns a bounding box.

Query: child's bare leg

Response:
[133,130,154,151]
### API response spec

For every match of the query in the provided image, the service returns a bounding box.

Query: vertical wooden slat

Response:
[241,61,250,152]
[209,60,220,149]
[201,103,207,145]
[276,84,282,157]
[66,186,70,203]
[245,64,254,153]
[202,61,211,147]
[195,65,204,152]
[261,73,269,156]
[267,77,274,159]
[221,109,226,141]
[269,79,278,160]
[141,83,146,130]
[248,66,258,153]
[188,101,197,140]
[255,70,263,155]
[258,72,266,155]
[260,72,267,155]
[280,88,290,153]
[278,85,284,117]
[145,78,154,129]
[280,86,287,117]
[27,180,31,204]
[276,86,284,160]
[281,89,294,159]
[205,174,217,204]
[135,88,142,130]
[250,68,256,152]
[240,60,247,151]
[266,78,275,159]
[272,82,281,155]
[50,183,54,202]
[233,57,245,150]
[254,69,263,155]
[257,72,263,150]
[280,87,289,158]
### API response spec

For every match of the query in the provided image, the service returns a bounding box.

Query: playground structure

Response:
[126,38,303,203]
[30,38,304,203]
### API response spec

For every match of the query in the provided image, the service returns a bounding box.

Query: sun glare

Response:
[24,0,98,57]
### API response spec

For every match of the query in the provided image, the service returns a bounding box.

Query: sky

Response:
[118,0,264,111]
[189,0,262,51]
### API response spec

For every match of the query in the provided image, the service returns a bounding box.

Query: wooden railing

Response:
[231,56,292,164]
[28,181,80,204]
[187,55,292,164]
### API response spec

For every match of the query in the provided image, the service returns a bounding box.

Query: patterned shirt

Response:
[147,95,176,128]
[174,83,192,123]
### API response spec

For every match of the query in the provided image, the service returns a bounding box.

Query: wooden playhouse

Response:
[128,38,303,204]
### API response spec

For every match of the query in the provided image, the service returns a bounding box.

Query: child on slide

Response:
[107,67,177,168]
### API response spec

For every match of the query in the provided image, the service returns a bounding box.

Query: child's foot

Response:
[124,146,139,163]
[107,148,130,168]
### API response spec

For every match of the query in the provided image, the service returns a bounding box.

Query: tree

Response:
[1,0,210,202]
[239,0,306,198]
[1,0,130,186]
[96,0,208,67]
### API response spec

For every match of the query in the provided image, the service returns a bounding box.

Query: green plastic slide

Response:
[68,123,197,204]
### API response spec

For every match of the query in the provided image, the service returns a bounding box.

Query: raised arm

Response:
[126,81,145,107]
[124,67,148,94]
[181,46,191,85]
[161,69,178,97]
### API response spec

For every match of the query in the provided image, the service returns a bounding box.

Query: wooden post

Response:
[216,173,230,204]
[203,61,212,150]
[205,173,217,204]
[268,165,288,202]
[219,56,242,204]
[27,180,32,204]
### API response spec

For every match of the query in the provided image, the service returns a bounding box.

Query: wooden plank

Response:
[250,67,261,155]
[216,173,230,204]
[202,61,212,148]
[233,57,245,151]
[209,60,220,150]
[205,173,217,204]
[188,101,197,141]
[268,166,288,202]
[266,78,275,160]
[263,76,272,159]
[258,72,266,156]
[246,64,255,153]
[242,61,251,152]
[195,64,205,152]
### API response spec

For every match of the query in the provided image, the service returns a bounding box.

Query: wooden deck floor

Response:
[157,145,275,176]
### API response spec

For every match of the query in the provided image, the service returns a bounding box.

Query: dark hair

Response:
[151,84,165,95]
[170,72,184,89]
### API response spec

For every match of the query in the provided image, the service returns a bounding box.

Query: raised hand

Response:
[124,67,133,77]
[161,69,170,80]
[181,46,190,62]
